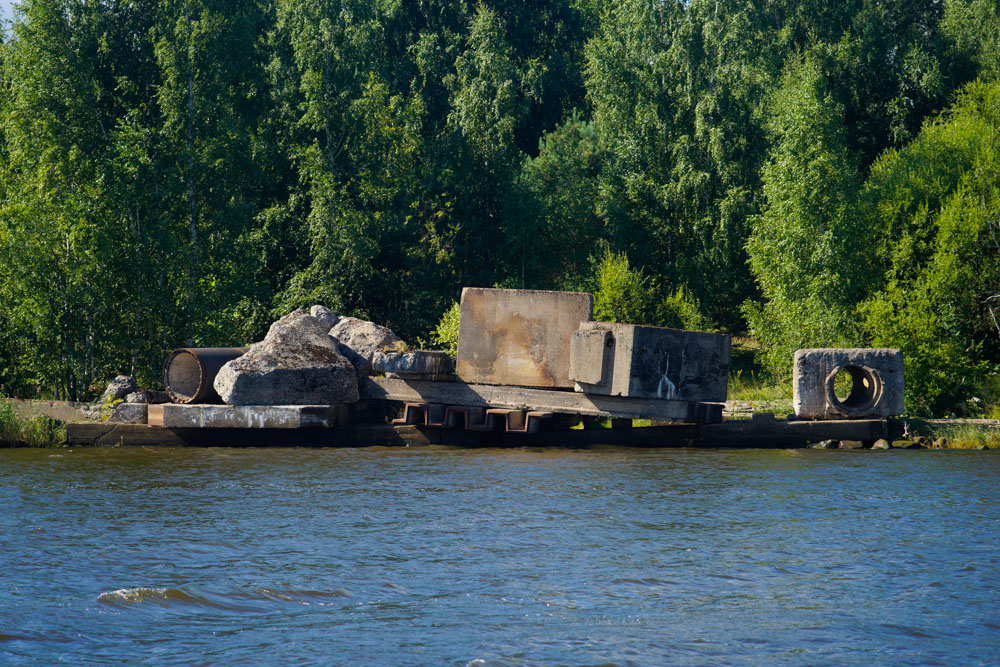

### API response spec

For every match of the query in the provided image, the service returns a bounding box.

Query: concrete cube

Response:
[793,348,904,419]
[569,322,730,402]
[456,288,593,388]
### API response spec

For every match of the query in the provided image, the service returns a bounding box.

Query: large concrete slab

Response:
[569,322,730,402]
[793,348,904,419]
[147,404,349,429]
[362,376,721,423]
[456,288,593,388]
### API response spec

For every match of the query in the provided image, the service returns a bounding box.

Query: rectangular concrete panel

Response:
[456,288,593,388]
[793,348,904,419]
[148,404,343,429]
[569,322,730,402]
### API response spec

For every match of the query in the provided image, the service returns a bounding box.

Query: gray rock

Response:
[329,316,405,376]
[871,439,892,449]
[310,305,339,331]
[810,439,839,449]
[99,375,137,404]
[371,350,454,377]
[108,402,147,424]
[125,391,149,404]
[214,309,359,406]
[838,440,864,449]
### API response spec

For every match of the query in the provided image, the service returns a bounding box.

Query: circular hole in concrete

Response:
[825,364,883,416]
[165,350,203,402]
[832,368,854,402]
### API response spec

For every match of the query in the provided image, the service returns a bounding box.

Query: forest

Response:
[0,0,998,416]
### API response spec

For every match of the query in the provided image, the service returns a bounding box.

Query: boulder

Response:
[99,375,137,404]
[125,391,148,404]
[310,305,339,331]
[329,316,405,376]
[213,309,359,406]
[871,439,892,450]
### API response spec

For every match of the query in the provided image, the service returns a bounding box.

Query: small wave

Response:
[98,586,354,611]
[611,577,678,586]
[0,631,76,645]
[97,587,258,612]
[253,588,351,605]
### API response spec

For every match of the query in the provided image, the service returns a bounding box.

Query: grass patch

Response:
[897,418,1000,449]
[728,369,791,402]
[727,337,791,403]
[931,422,1000,449]
[0,398,67,447]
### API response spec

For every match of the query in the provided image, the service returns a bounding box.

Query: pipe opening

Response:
[824,365,884,416]
[164,350,203,403]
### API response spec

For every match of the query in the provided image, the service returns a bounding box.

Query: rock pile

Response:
[214,309,360,406]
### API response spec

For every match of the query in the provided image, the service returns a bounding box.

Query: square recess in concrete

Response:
[456,288,593,388]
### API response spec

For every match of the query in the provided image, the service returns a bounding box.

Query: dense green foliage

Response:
[0,0,997,414]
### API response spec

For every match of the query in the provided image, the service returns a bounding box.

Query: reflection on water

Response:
[1,446,999,665]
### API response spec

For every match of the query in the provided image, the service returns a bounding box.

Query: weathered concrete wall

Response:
[5,398,104,422]
[569,322,730,402]
[456,288,593,388]
[793,348,904,419]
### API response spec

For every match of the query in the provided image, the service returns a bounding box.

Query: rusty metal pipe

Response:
[163,347,248,404]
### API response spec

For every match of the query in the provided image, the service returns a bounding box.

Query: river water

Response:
[1,446,998,665]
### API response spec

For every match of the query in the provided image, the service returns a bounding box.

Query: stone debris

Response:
[329,316,405,377]
[214,309,359,406]
[99,375,137,404]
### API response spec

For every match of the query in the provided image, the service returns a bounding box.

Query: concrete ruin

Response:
[569,322,730,402]
[793,348,904,419]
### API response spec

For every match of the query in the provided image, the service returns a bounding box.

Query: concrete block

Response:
[371,350,454,378]
[147,404,340,429]
[569,322,730,402]
[107,403,148,424]
[456,288,593,388]
[793,348,904,419]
